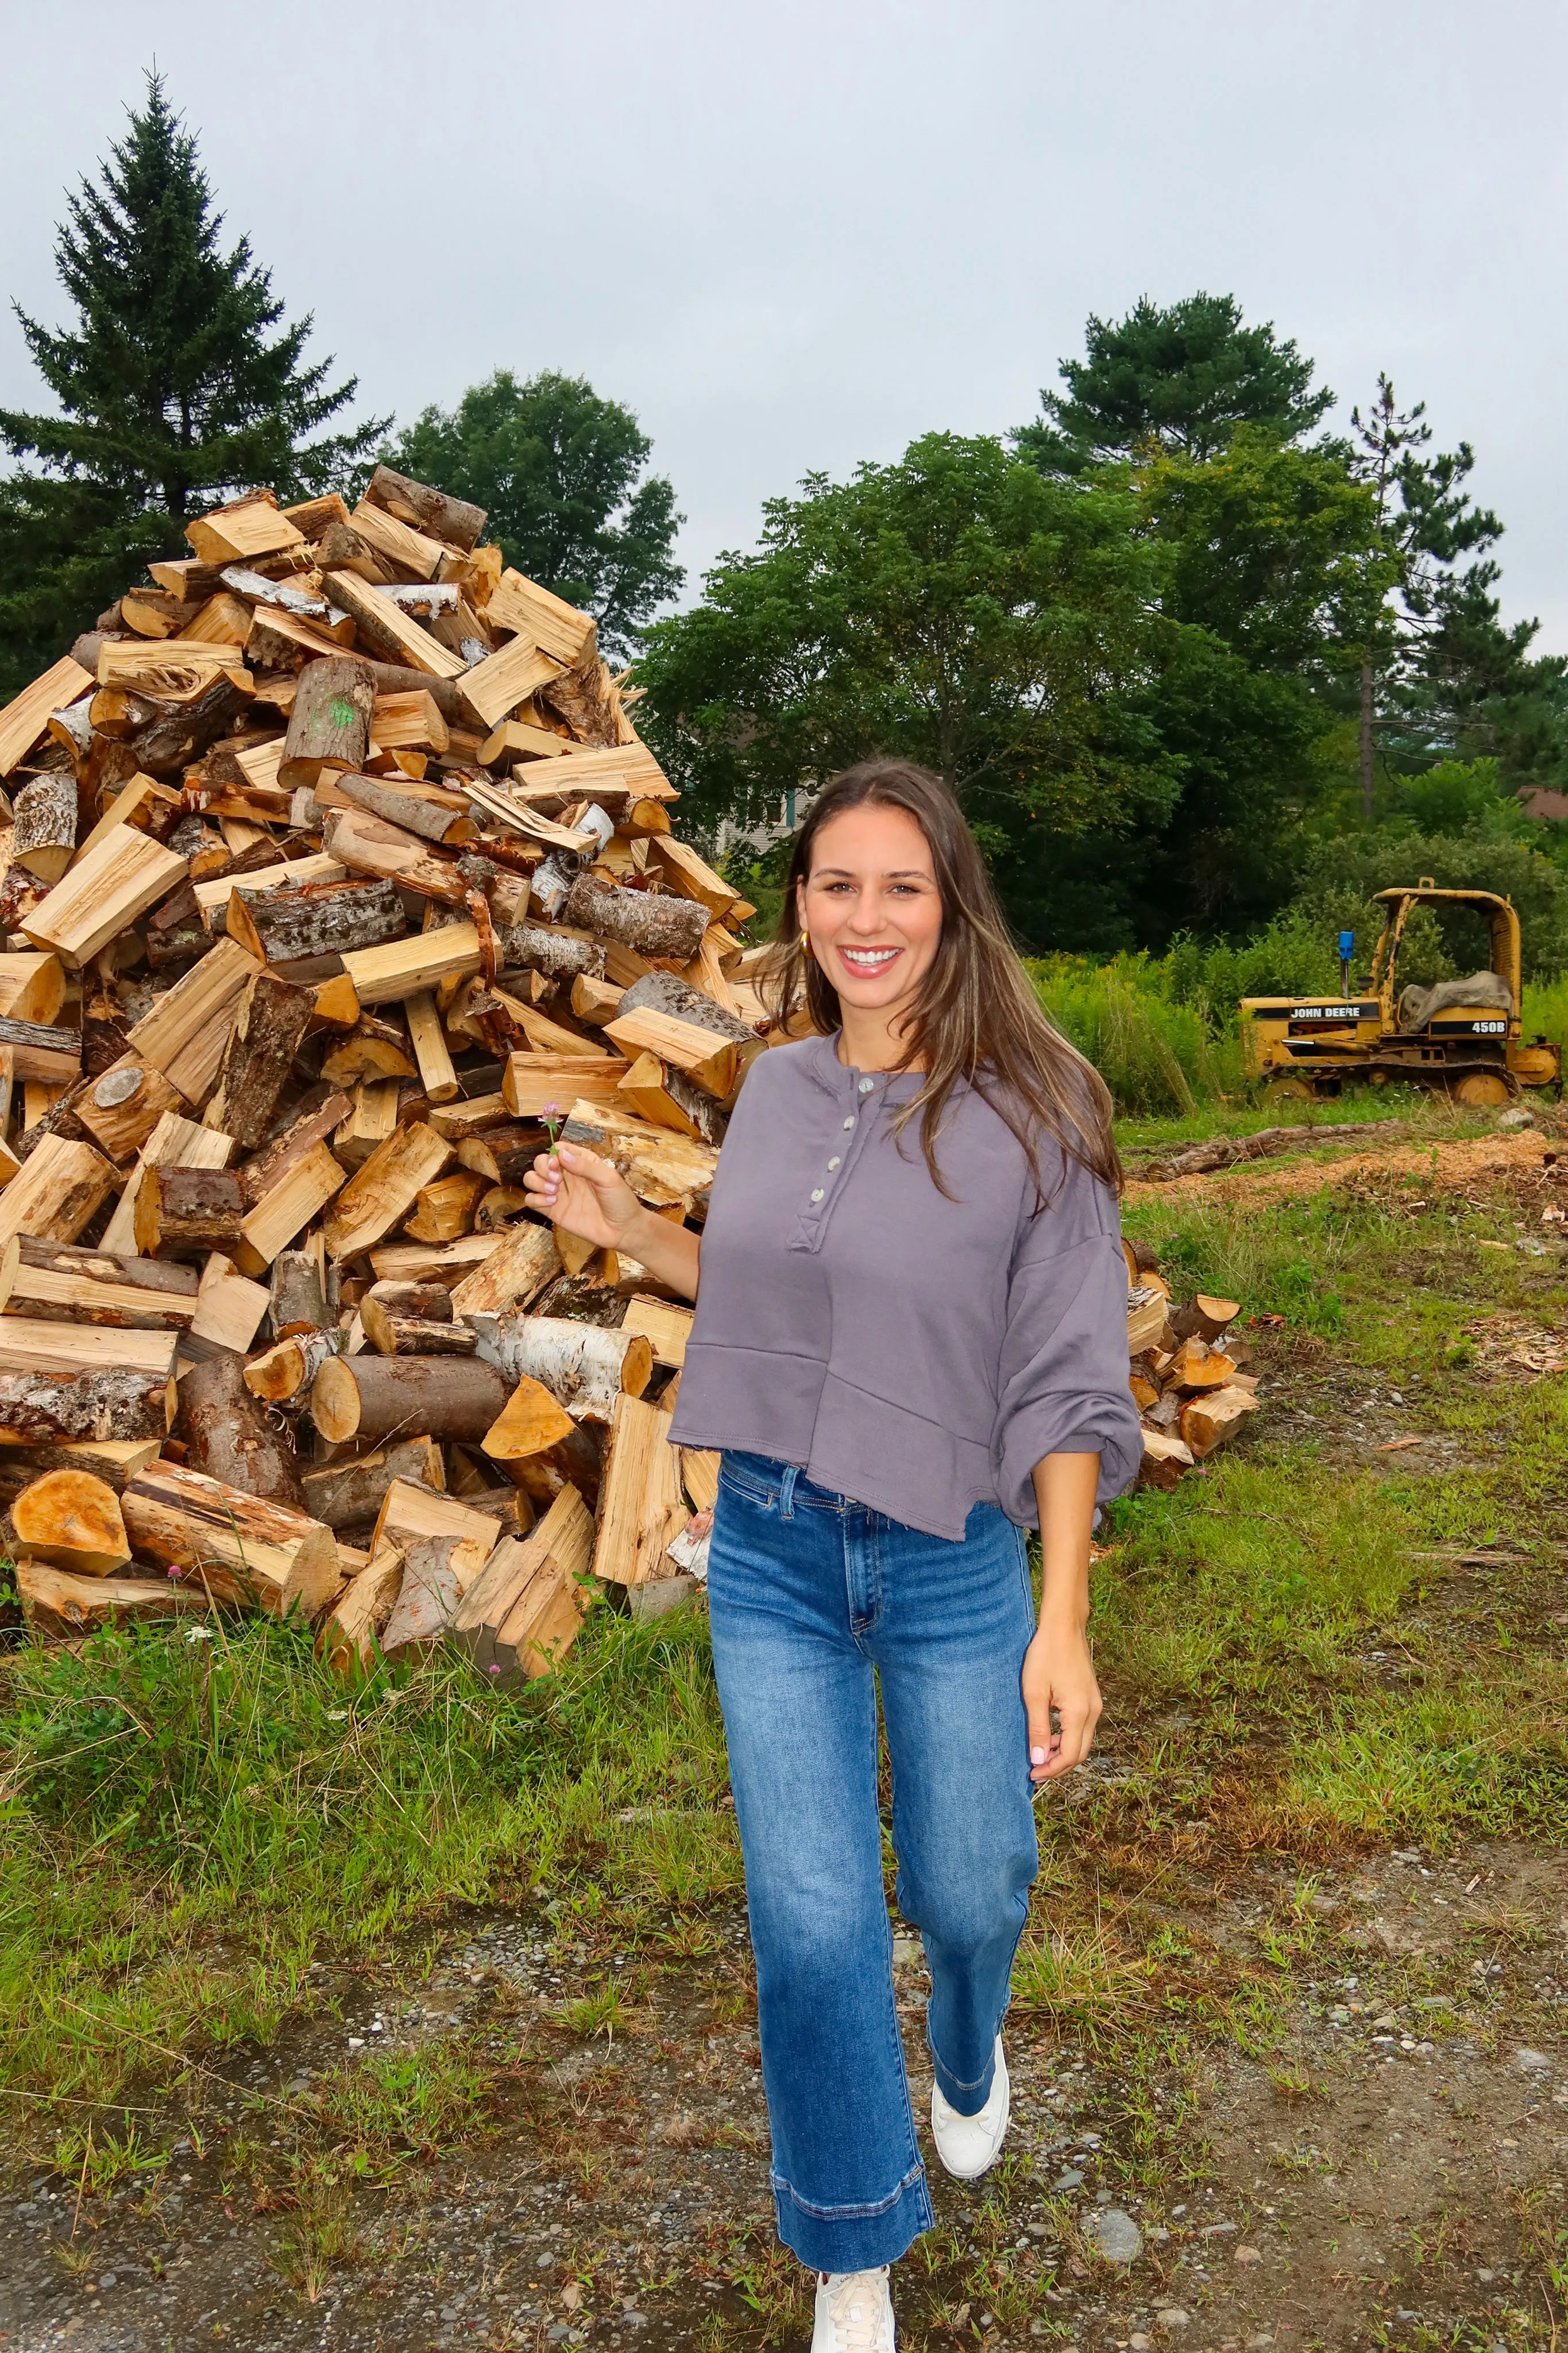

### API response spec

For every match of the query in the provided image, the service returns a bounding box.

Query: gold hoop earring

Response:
[802,934,814,964]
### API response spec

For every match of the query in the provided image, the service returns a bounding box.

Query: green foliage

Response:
[1292,821,1568,982]
[1015,290,1333,471]
[1027,956,1231,1116]
[387,370,682,659]
[638,430,1181,924]
[0,73,384,696]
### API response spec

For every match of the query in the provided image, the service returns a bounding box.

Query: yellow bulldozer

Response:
[1241,880,1562,1108]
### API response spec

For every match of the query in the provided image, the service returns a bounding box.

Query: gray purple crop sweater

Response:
[666,1032,1142,1541]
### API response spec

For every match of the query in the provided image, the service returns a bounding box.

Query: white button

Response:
[843,1116,855,1129]
[828,1156,841,1170]
[858,1078,875,1094]
[810,1188,825,1203]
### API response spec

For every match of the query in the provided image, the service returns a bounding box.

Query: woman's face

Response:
[797,803,943,1021]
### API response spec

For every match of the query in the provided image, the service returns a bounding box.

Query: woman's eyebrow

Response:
[812,866,933,880]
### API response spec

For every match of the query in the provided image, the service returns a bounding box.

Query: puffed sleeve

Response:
[991,1149,1144,1526]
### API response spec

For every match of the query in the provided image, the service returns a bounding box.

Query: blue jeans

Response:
[707,1451,1040,2274]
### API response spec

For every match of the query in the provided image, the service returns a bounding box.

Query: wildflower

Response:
[183,1624,214,1644]
[540,1103,565,1154]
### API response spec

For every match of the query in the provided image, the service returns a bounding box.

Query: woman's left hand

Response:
[1021,1620,1102,1784]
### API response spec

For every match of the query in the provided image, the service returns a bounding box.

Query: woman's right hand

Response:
[523,1141,645,1253]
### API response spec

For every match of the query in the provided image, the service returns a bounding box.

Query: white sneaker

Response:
[812,2266,895,2353]
[930,2036,1009,2179]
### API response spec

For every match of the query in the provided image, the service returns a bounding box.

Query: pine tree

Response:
[0,72,385,692]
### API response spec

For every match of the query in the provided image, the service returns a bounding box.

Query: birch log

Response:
[467,1313,652,1422]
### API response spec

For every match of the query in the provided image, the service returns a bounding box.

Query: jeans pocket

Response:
[718,1458,778,1511]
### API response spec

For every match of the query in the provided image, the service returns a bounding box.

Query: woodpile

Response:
[0,472,763,1678]
[1123,1240,1262,1488]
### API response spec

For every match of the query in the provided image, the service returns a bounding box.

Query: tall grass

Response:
[1028,955,1241,1117]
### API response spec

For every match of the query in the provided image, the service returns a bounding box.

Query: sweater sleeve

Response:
[991,1155,1144,1526]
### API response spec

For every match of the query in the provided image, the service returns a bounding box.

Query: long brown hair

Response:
[763,759,1121,1200]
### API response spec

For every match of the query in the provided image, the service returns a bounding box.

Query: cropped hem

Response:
[771,2161,933,2272]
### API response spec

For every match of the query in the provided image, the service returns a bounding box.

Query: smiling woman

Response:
[522,758,1140,2351]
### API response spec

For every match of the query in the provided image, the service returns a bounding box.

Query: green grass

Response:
[3,1141,1567,2175]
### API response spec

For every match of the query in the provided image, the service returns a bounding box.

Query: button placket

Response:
[789,1068,882,1252]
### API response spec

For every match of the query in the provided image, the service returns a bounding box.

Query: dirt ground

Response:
[1,1841,1562,2353]
[1123,1124,1559,1212]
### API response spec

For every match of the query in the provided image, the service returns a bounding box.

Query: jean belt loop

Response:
[779,1464,799,1521]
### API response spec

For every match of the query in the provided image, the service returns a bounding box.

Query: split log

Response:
[22,827,188,970]
[1179,1384,1261,1460]
[362,1279,454,1325]
[616,1052,727,1145]
[125,937,264,1105]
[1164,1337,1236,1395]
[454,1128,547,1190]
[499,923,605,985]
[322,1016,416,1088]
[120,1461,338,1617]
[334,1078,400,1169]
[0,1015,82,1087]
[0,1438,162,1491]
[270,1245,330,1338]
[184,1251,269,1357]
[299,1436,445,1532]
[592,1392,685,1586]
[447,1218,560,1317]
[331,770,474,846]
[468,1312,652,1422]
[277,655,374,789]
[363,465,487,552]
[76,1052,184,1163]
[559,1100,717,1214]
[0,1235,200,1329]
[448,1484,594,1681]
[202,971,313,1148]
[322,572,465,678]
[480,1375,574,1464]
[235,874,405,965]
[403,1170,488,1246]
[1139,1428,1195,1490]
[17,1559,213,1635]
[542,645,621,749]
[135,1167,245,1257]
[455,853,531,928]
[339,923,484,1010]
[236,1140,346,1268]
[362,1286,476,1355]
[0,1366,173,1443]
[320,806,468,904]
[1169,1294,1243,1346]
[323,1121,454,1260]
[380,1534,474,1658]
[175,1353,304,1506]
[310,1353,511,1446]
[562,871,709,965]
[570,974,625,1027]
[11,774,79,884]
[10,1469,131,1577]
[0,1136,117,1249]
[406,989,459,1104]
[616,967,759,1047]
[1127,1288,1168,1355]
[620,1295,693,1369]
[101,1110,235,1259]
[319,1544,405,1675]
[241,1092,353,1209]
[370,1477,503,1561]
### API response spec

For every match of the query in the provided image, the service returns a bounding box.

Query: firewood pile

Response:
[1125,1240,1262,1487]
[0,470,761,1679]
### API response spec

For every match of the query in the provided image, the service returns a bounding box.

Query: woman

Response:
[524,759,1140,2352]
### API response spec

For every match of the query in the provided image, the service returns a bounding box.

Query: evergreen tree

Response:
[0,72,384,692]
[388,372,683,661]
[1015,291,1333,473]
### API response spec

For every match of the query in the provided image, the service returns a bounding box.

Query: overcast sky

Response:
[2,0,1563,647]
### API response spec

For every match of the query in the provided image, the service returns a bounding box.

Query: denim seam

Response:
[718,1467,849,1516]
[769,2157,927,2223]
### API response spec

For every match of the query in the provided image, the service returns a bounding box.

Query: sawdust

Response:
[1125,1126,1557,1209]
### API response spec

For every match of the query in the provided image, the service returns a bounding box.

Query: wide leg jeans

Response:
[707,1451,1040,2274]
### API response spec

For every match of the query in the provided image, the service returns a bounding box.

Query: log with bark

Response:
[310,1352,511,1446]
[562,871,710,965]
[277,655,374,789]
[176,1352,305,1505]
[1131,1120,1408,1182]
